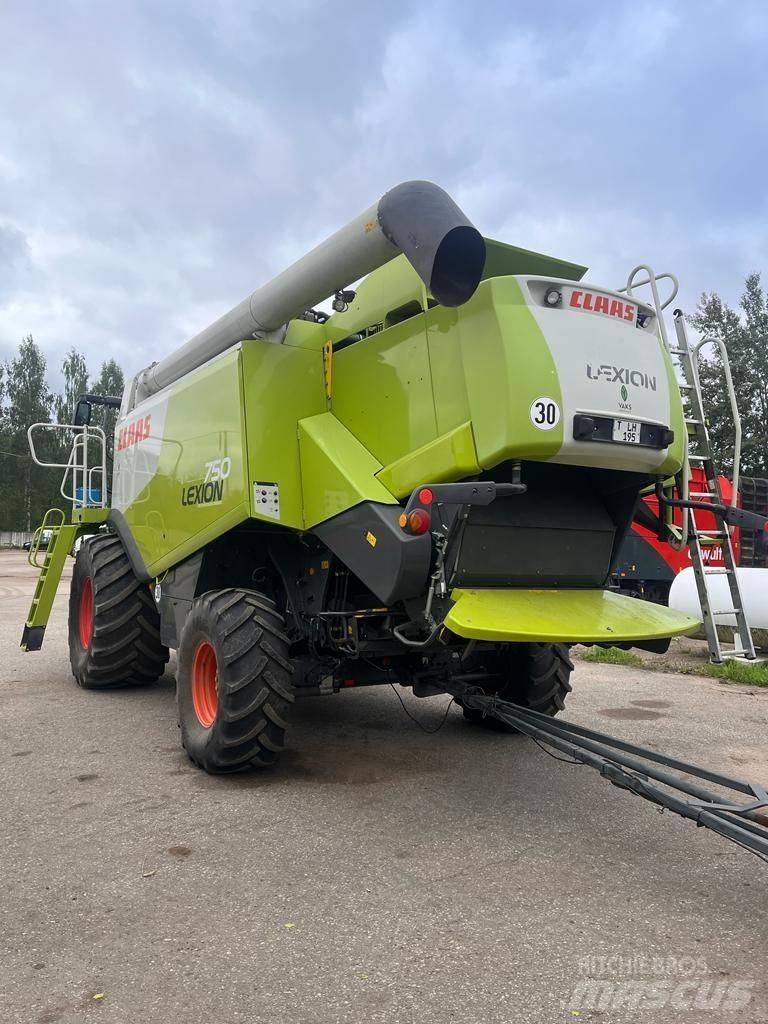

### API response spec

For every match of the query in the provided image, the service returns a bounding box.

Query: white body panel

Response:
[522,276,673,472]
[112,391,170,512]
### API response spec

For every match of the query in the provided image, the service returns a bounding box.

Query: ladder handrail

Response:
[619,267,686,537]
[27,507,65,569]
[691,337,742,505]
[27,423,107,509]
[665,304,755,662]
[619,265,680,351]
[62,433,106,506]
[628,274,689,546]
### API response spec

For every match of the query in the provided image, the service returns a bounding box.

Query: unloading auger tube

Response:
[132,180,486,405]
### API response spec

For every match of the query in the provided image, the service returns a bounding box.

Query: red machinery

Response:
[612,469,767,602]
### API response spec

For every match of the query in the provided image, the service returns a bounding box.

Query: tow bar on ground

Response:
[448,687,768,861]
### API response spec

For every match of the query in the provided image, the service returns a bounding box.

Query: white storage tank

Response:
[669,566,768,650]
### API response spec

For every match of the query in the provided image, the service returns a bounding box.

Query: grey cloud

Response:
[0,223,34,301]
[0,0,766,391]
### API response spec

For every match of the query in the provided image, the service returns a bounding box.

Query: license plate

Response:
[613,419,641,444]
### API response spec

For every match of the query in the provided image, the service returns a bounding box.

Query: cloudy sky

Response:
[1,0,766,391]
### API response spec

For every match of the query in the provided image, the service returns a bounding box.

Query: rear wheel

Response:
[460,642,573,730]
[68,534,168,689]
[176,589,294,773]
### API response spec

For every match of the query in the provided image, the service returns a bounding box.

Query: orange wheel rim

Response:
[78,577,94,649]
[192,640,218,728]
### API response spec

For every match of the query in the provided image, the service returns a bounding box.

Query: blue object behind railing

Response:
[75,487,102,506]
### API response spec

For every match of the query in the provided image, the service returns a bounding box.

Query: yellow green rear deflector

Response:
[444,589,697,643]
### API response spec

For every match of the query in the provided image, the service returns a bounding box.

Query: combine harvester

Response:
[21,182,768,859]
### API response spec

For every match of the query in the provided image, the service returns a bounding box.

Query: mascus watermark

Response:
[568,957,754,1013]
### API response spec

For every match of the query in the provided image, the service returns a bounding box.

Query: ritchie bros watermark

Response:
[567,956,755,1013]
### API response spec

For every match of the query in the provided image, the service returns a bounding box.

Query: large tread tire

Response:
[176,589,294,773]
[461,642,573,731]
[68,534,169,689]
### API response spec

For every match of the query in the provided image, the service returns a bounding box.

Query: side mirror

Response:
[74,399,92,427]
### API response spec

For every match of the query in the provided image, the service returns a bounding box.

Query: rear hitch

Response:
[395,474,528,643]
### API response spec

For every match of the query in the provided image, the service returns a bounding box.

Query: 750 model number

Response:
[182,457,232,507]
[204,457,232,482]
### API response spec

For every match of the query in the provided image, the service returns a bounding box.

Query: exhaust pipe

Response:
[133,181,485,404]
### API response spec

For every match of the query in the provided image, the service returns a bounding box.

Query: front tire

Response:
[176,589,294,773]
[460,642,573,730]
[68,534,168,689]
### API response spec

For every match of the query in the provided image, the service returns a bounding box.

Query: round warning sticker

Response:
[529,397,561,430]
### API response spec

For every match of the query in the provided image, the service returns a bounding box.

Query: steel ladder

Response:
[669,310,755,662]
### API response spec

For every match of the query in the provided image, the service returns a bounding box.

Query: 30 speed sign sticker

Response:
[529,397,561,430]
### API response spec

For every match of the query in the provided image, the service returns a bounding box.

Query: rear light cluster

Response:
[398,487,434,535]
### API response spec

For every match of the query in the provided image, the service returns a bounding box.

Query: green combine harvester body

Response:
[21,181,698,774]
[111,239,690,645]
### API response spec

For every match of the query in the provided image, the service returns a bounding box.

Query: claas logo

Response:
[570,289,636,323]
[118,415,151,451]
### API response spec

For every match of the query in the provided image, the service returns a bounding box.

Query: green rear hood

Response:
[443,589,697,644]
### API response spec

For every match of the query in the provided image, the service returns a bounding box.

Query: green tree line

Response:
[689,272,768,478]
[0,335,124,531]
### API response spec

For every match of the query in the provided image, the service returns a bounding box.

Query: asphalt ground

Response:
[1,548,767,1023]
